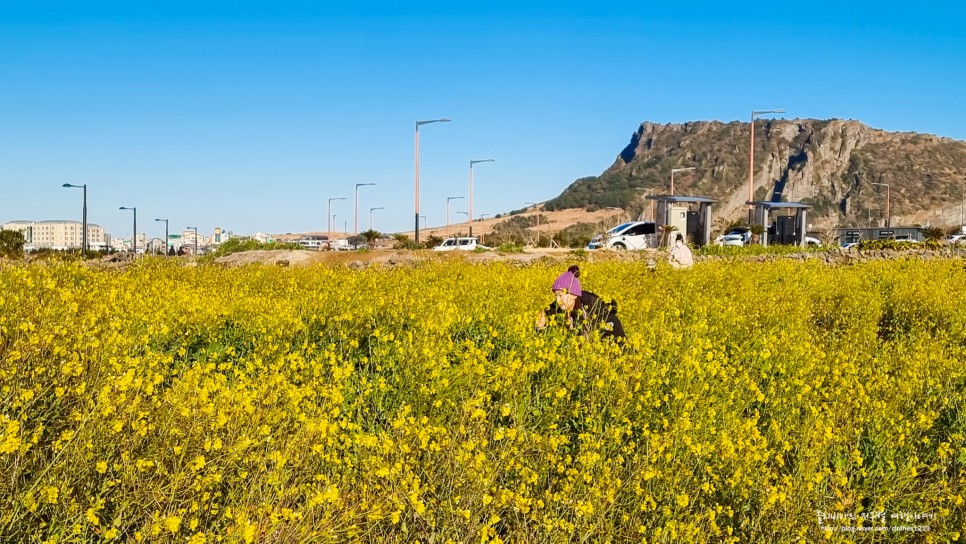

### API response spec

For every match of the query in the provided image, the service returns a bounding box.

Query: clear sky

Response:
[2,1,964,239]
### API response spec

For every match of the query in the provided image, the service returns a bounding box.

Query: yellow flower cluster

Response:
[0,258,964,542]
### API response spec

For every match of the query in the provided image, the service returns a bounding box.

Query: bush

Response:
[497,243,524,254]
[694,244,827,256]
[209,238,303,258]
[0,229,26,259]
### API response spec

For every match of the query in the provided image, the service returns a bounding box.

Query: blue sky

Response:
[2,1,964,238]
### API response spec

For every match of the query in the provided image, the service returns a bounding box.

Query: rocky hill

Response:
[545,119,966,229]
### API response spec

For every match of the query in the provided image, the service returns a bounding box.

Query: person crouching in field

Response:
[535,265,626,341]
[669,234,694,269]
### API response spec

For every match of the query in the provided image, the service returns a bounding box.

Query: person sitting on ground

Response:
[536,265,626,341]
[669,234,694,269]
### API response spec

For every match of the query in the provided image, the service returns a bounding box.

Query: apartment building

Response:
[2,220,109,250]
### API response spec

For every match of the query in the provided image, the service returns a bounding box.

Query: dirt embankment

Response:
[211,246,966,269]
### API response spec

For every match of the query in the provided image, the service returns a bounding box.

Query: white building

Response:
[296,235,330,250]
[110,234,147,253]
[2,220,109,250]
[180,230,210,254]
[254,232,276,244]
[211,227,234,245]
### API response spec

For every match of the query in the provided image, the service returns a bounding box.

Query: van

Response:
[432,237,489,252]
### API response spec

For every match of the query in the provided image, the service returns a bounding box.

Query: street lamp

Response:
[62,183,88,256]
[872,181,891,228]
[187,226,199,255]
[354,183,375,237]
[469,159,495,238]
[670,167,696,196]
[119,206,137,254]
[155,218,169,256]
[415,118,451,245]
[749,109,785,222]
[369,207,385,231]
[328,197,346,236]
[446,196,465,236]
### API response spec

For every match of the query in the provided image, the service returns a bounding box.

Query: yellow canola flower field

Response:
[1,258,964,543]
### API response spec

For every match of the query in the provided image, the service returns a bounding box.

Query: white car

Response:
[946,234,966,245]
[586,221,657,250]
[433,237,489,252]
[715,226,821,247]
[716,227,751,246]
[804,236,822,247]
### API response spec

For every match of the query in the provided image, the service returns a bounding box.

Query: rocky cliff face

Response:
[546,120,966,229]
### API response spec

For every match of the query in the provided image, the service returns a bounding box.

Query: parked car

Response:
[893,235,920,244]
[715,226,821,246]
[946,234,965,245]
[433,237,489,252]
[715,226,752,246]
[804,236,822,247]
[586,221,657,250]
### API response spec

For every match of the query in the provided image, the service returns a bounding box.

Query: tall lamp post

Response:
[749,109,785,222]
[155,218,169,256]
[469,159,495,238]
[415,118,451,245]
[328,197,346,236]
[354,183,375,237]
[187,226,199,255]
[62,183,88,256]
[670,167,696,196]
[369,207,385,231]
[119,206,137,254]
[446,196,464,236]
[872,182,891,228]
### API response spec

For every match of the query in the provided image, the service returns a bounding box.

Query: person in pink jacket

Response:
[536,265,626,341]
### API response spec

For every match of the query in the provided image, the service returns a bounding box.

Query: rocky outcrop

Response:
[546,119,966,229]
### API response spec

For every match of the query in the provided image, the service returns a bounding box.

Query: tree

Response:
[0,229,26,258]
[424,235,445,249]
[359,229,381,247]
[749,224,765,245]
[392,234,418,250]
[922,226,945,242]
[659,224,679,247]
[818,227,840,246]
